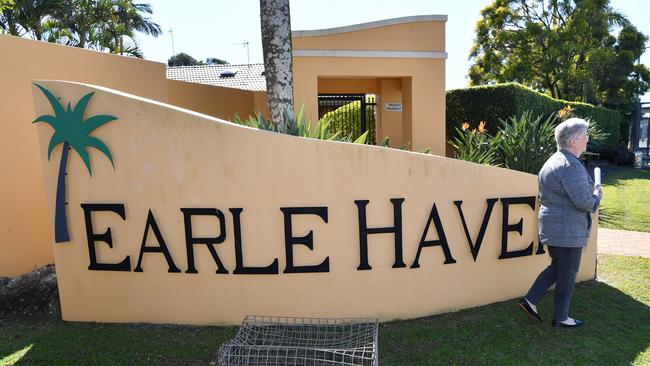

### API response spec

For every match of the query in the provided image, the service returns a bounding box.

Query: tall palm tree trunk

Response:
[260,0,294,130]
[34,18,43,40]
[54,141,70,243]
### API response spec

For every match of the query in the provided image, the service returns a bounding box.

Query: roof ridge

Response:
[293,15,447,37]
[166,63,264,69]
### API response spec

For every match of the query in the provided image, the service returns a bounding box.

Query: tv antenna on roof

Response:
[233,40,250,65]
[169,28,175,56]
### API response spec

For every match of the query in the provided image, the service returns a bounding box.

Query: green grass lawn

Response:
[1,255,649,366]
[0,320,237,365]
[599,167,650,232]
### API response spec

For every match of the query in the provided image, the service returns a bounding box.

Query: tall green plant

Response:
[449,108,611,174]
[448,122,498,165]
[492,112,557,174]
[378,136,412,151]
[233,105,368,144]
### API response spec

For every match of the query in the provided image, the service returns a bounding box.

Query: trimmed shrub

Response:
[232,105,369,144]
[321,95,376,144]
[446,83,623,155]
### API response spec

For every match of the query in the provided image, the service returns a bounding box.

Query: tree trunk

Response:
[34,19,42,40]
[54,142,70,243]
[6,12,20,36]
[260,0,294,130]
[78,32,86,48]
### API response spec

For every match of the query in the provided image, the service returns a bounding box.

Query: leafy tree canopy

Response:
[0,0,160,58]
[206,57,228,65]
[167,54,229,66]
[167,52,203,66]
[0,0,13,13]
[468,0,650,113]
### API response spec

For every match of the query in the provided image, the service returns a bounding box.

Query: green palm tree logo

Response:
[33,83,118,243]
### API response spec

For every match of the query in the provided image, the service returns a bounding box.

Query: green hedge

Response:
[321,96,376,143]
[446,83,623,154]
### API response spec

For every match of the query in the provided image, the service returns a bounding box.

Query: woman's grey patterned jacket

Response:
[538,149,601,247]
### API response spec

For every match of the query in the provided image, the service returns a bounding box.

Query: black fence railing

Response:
[318,94,376,143]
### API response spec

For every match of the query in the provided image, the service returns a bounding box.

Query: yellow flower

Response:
[478,121,487,133]
[461,122,470,131]
[559,105,574,119]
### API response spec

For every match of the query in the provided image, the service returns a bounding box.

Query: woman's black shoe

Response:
[517,298,542,322]
[552,319,585,327]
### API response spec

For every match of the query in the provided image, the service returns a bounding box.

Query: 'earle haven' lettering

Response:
[81,196,540,274]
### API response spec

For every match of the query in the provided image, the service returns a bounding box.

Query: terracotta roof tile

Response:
[166,63,266,91]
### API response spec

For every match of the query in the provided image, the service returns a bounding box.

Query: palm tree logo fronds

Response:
[33,83,118,243]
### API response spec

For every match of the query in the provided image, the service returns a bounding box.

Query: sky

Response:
[137,0,650,101]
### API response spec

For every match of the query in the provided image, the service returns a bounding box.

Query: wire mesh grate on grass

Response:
[217,315,379,366]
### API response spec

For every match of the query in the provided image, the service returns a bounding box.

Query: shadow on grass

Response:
[598,167,650,232]
[2,267,648,365]
[379,280,650,366]
[598,210,627,227]
[2,281,647,365]
[0,319,236,366]
[601,168,650,188]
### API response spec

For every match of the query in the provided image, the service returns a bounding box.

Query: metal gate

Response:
[318,94,376,143]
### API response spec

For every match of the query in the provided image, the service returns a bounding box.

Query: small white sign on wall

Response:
[384,102,402,112]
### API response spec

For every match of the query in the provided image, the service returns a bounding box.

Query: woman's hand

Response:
[594,185,603,199]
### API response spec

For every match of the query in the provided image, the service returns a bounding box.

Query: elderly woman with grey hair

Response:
[517,118,602,327]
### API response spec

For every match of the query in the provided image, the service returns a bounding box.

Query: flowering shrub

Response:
[448,121,499,166]
[450,106,609,174]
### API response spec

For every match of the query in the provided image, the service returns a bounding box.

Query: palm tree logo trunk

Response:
[54,141,71,243]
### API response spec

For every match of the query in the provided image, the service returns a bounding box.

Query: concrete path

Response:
[597,227,650,258]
